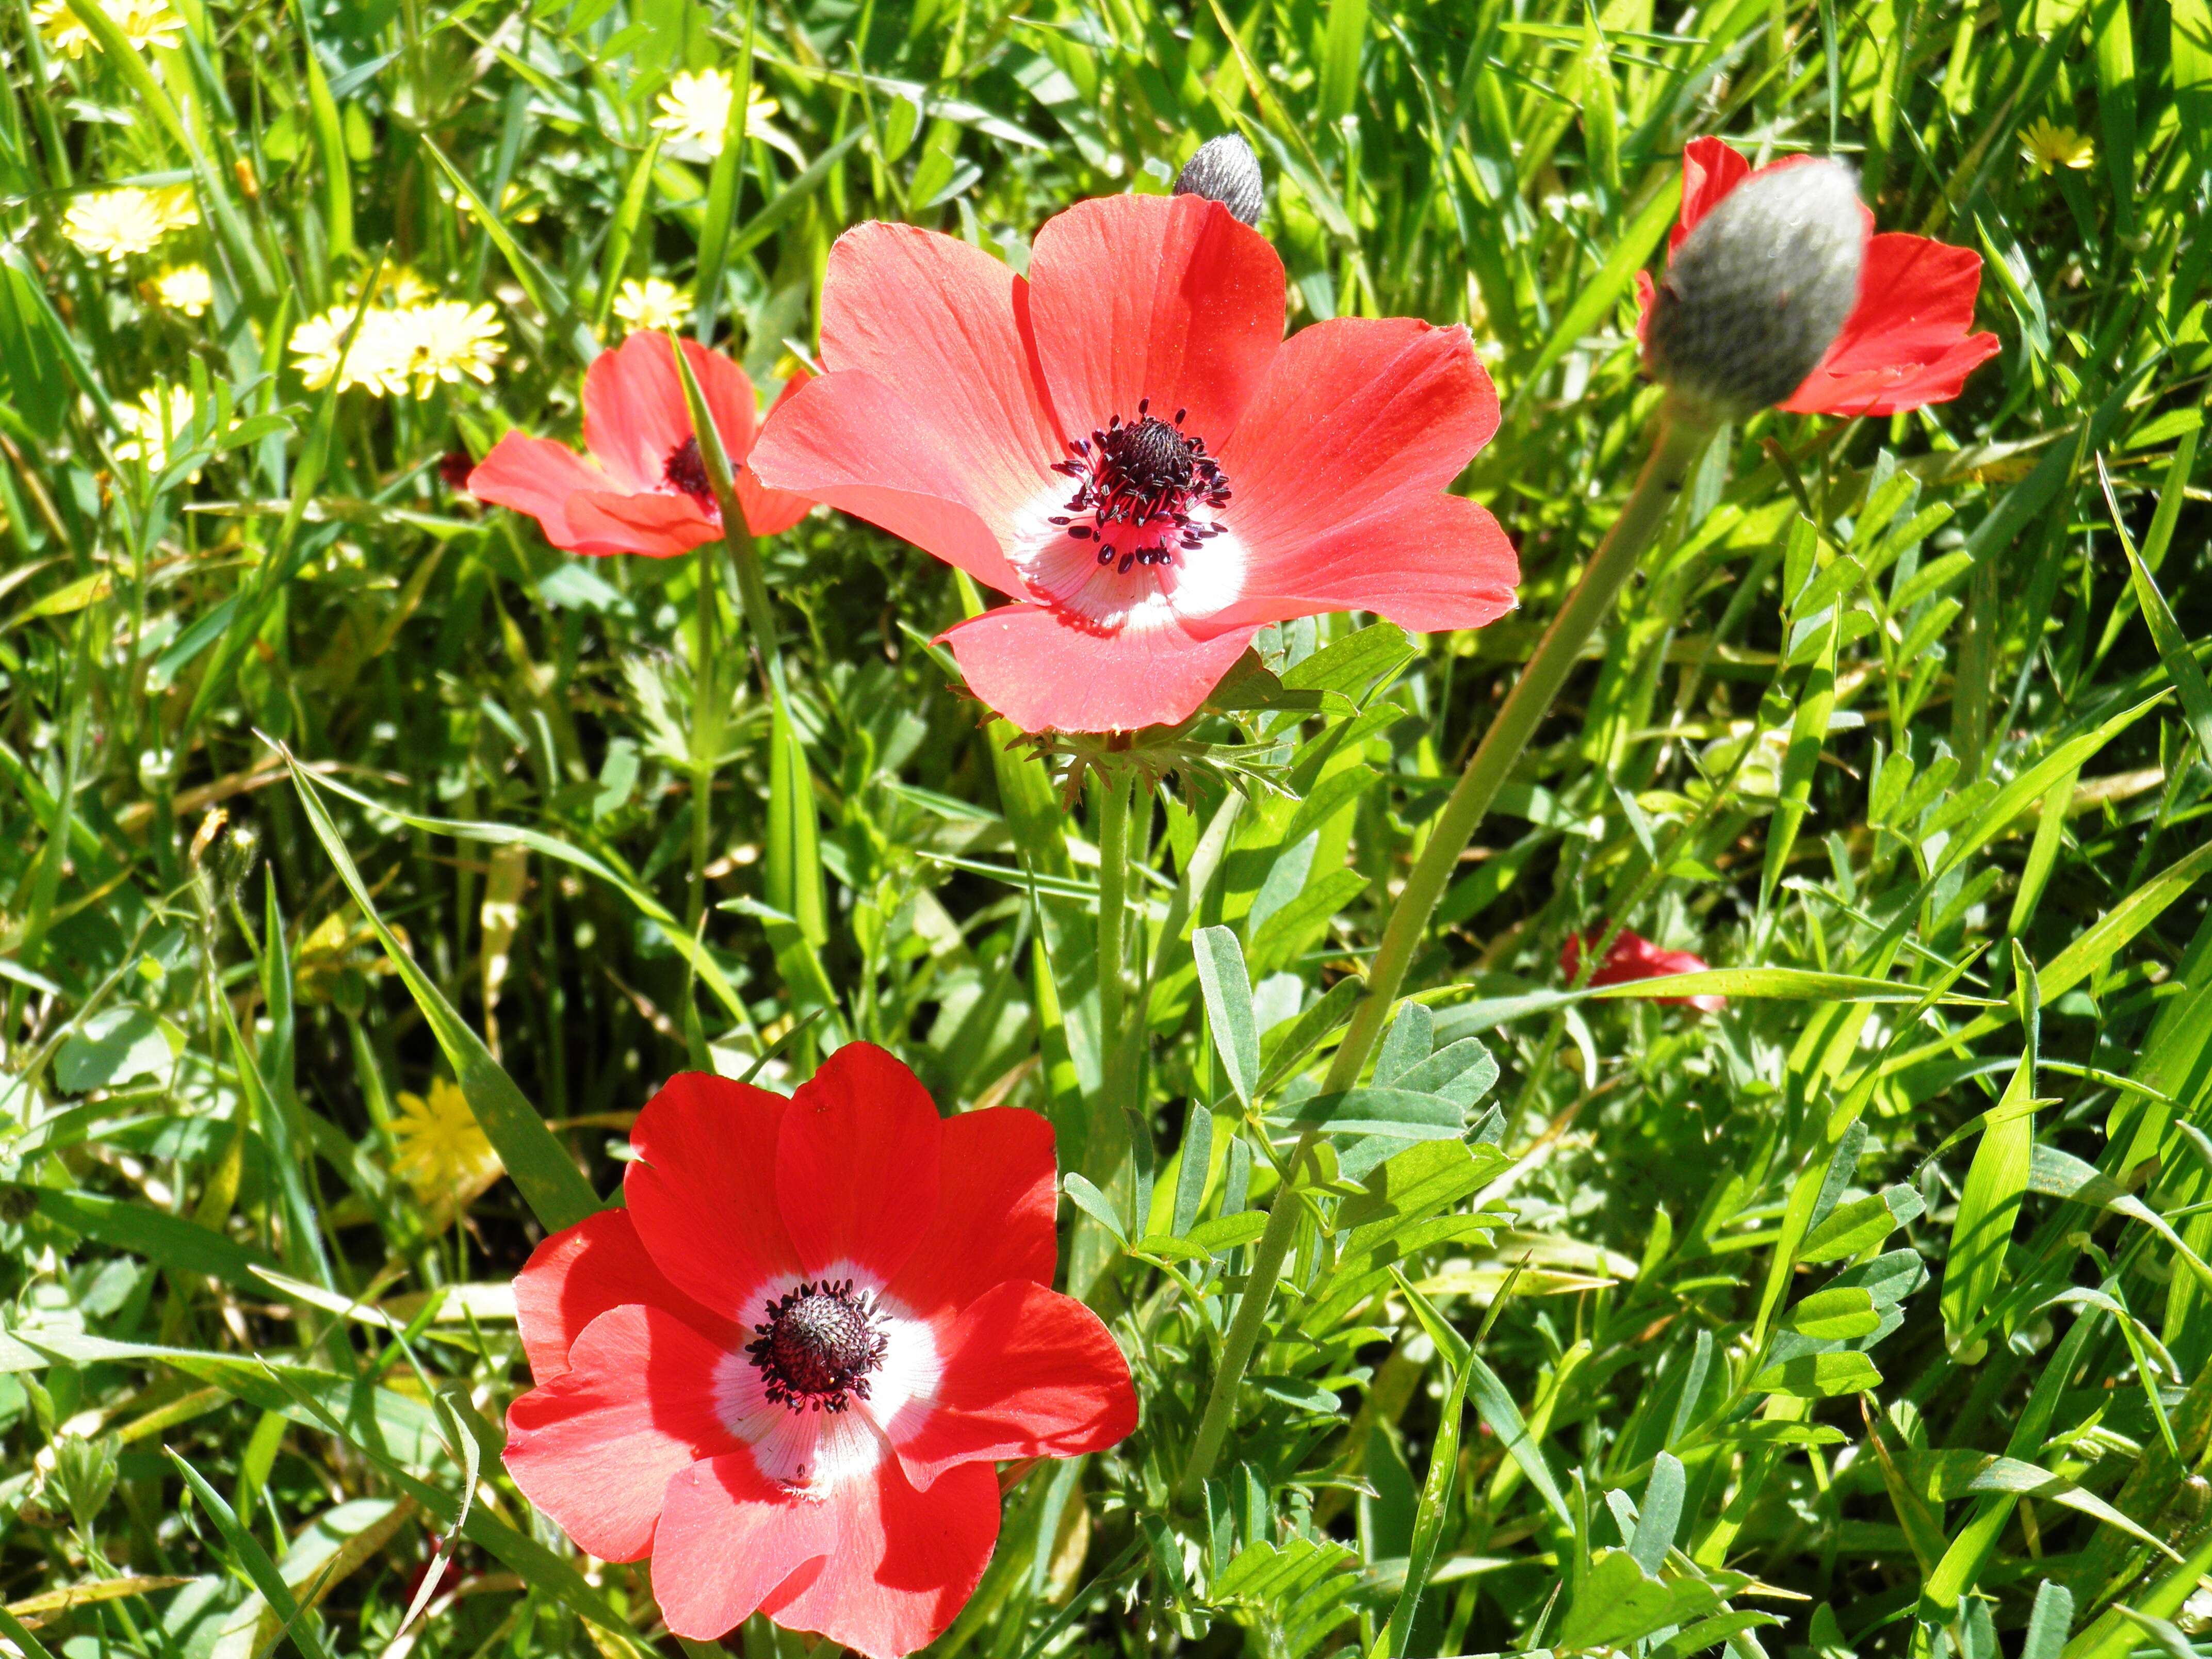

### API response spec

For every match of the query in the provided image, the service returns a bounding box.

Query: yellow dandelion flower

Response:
[61,185,197,263]
[2021,118,2094,175]
[613,276,691,333]
[152,263,212,316]
[375,266,437,308]
[399,299,505,394]
[112,382,202,477]
[390,1078,502,1200]
[33,0,182,57]
[652,68,780,157]
[288,304,414,397]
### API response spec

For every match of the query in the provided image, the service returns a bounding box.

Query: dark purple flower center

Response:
[1048,399,1232,576]
[664,435,713,503]
[747,1280,888,1413]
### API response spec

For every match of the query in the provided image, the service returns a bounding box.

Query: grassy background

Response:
[3,0,2212,1653]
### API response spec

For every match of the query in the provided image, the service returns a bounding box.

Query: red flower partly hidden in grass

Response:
[501,1043,1135,1658]
[747,194,1519,734]
[1638,138,2000,417]
[469,332,812,556]
[1562,929,1726,1013]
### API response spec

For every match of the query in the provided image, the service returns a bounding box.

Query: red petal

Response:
[890,1280,1137,1490]
[760,1459,1000,1659]
[1219,318,1497,536]
[803,220,1061,544]
[777,1043,941,1283]
[748,370,1026,594]
[1203,491,1519,637]
[467,432,612,549]
[1783,233,1998,416]
[1565,929,1726,1012]
[626,1071,802,1322]
[563,489,720,558]
[737,373,818,536]
[1212,318,1507,628]
[1026,193,1286,446]
[938,605,1257,734]
[1674,136,1750,250]
[513,1208,739,1383]
[886,1108,1060,1320]
[652,1453,837,1640]
[581,332,696,492]
[501,1305,739,1563]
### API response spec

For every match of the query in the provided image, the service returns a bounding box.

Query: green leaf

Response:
[1557,1551,1735,1650]
[1632,1452,1686,1573]
[1942,944,2040,1362]
[1377,1341,1472,1656]
[1258,977,1365,1095]
[1763,621,1836,907]
[2099,458,2212,765]
[54,1006,176,1093]
[1589,967,1997,1004]
[1279,621,1413,701]
[32,1190,274,1288]
[1193,925,1260,1107]
[1749,1351,1883,1397]
[1170,1103,1215,1238]
[1798,1184,1924,1263]
[166,1449,339,1659]
[1780,1286,1881,1339]
[1062,1173,1125,1244]
[285,750,600,1234]
[1266,1087,1464,1138]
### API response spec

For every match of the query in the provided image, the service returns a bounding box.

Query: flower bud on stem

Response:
[1644,159,1864,423]
[1174,134,1265,226]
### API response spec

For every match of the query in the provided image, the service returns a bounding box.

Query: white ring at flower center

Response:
[712,1262,942,1492]
[1007,485,1247,633]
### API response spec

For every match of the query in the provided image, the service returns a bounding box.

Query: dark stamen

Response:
[746,1280,889,1413]
[663,436,713,503]
[1049,404,1232,577]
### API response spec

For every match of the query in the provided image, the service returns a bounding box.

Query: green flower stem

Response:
[1177,403,1713,1507]
[686,537,721,940]
[1321,401,1716,1095]
[1176,1127,1318,1506]
[1070,763,1134,1302]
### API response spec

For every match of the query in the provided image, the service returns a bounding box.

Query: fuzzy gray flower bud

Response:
[1644,159,1865,421]
[1174,134,1264,226]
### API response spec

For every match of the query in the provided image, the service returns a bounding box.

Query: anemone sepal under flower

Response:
[500,1044,1137,1657]
[1639,138,2000,419]
[468,332,812,555]
[749,193,1519,735]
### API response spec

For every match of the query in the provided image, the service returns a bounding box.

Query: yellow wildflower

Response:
[61,185,197,263]
[390,1078,503,1200]
[33,0,183,57]
[613,276,691,333]
[399,298,505,394]
[112,382,205,477]
[288,304,415,397]
[152,263,212,316]
[652,68,781,157]
[376,267,436,308]
[2021,118,2094,175]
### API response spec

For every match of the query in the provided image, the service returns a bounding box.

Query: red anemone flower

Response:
[1562,929,1726,1013]
[502,1044,1136,1657]
[469,332,813,556]
[1638,138,2000,417]
[747,194,1519,734]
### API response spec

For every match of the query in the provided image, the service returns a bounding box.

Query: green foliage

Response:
[3,0,2210,1652]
